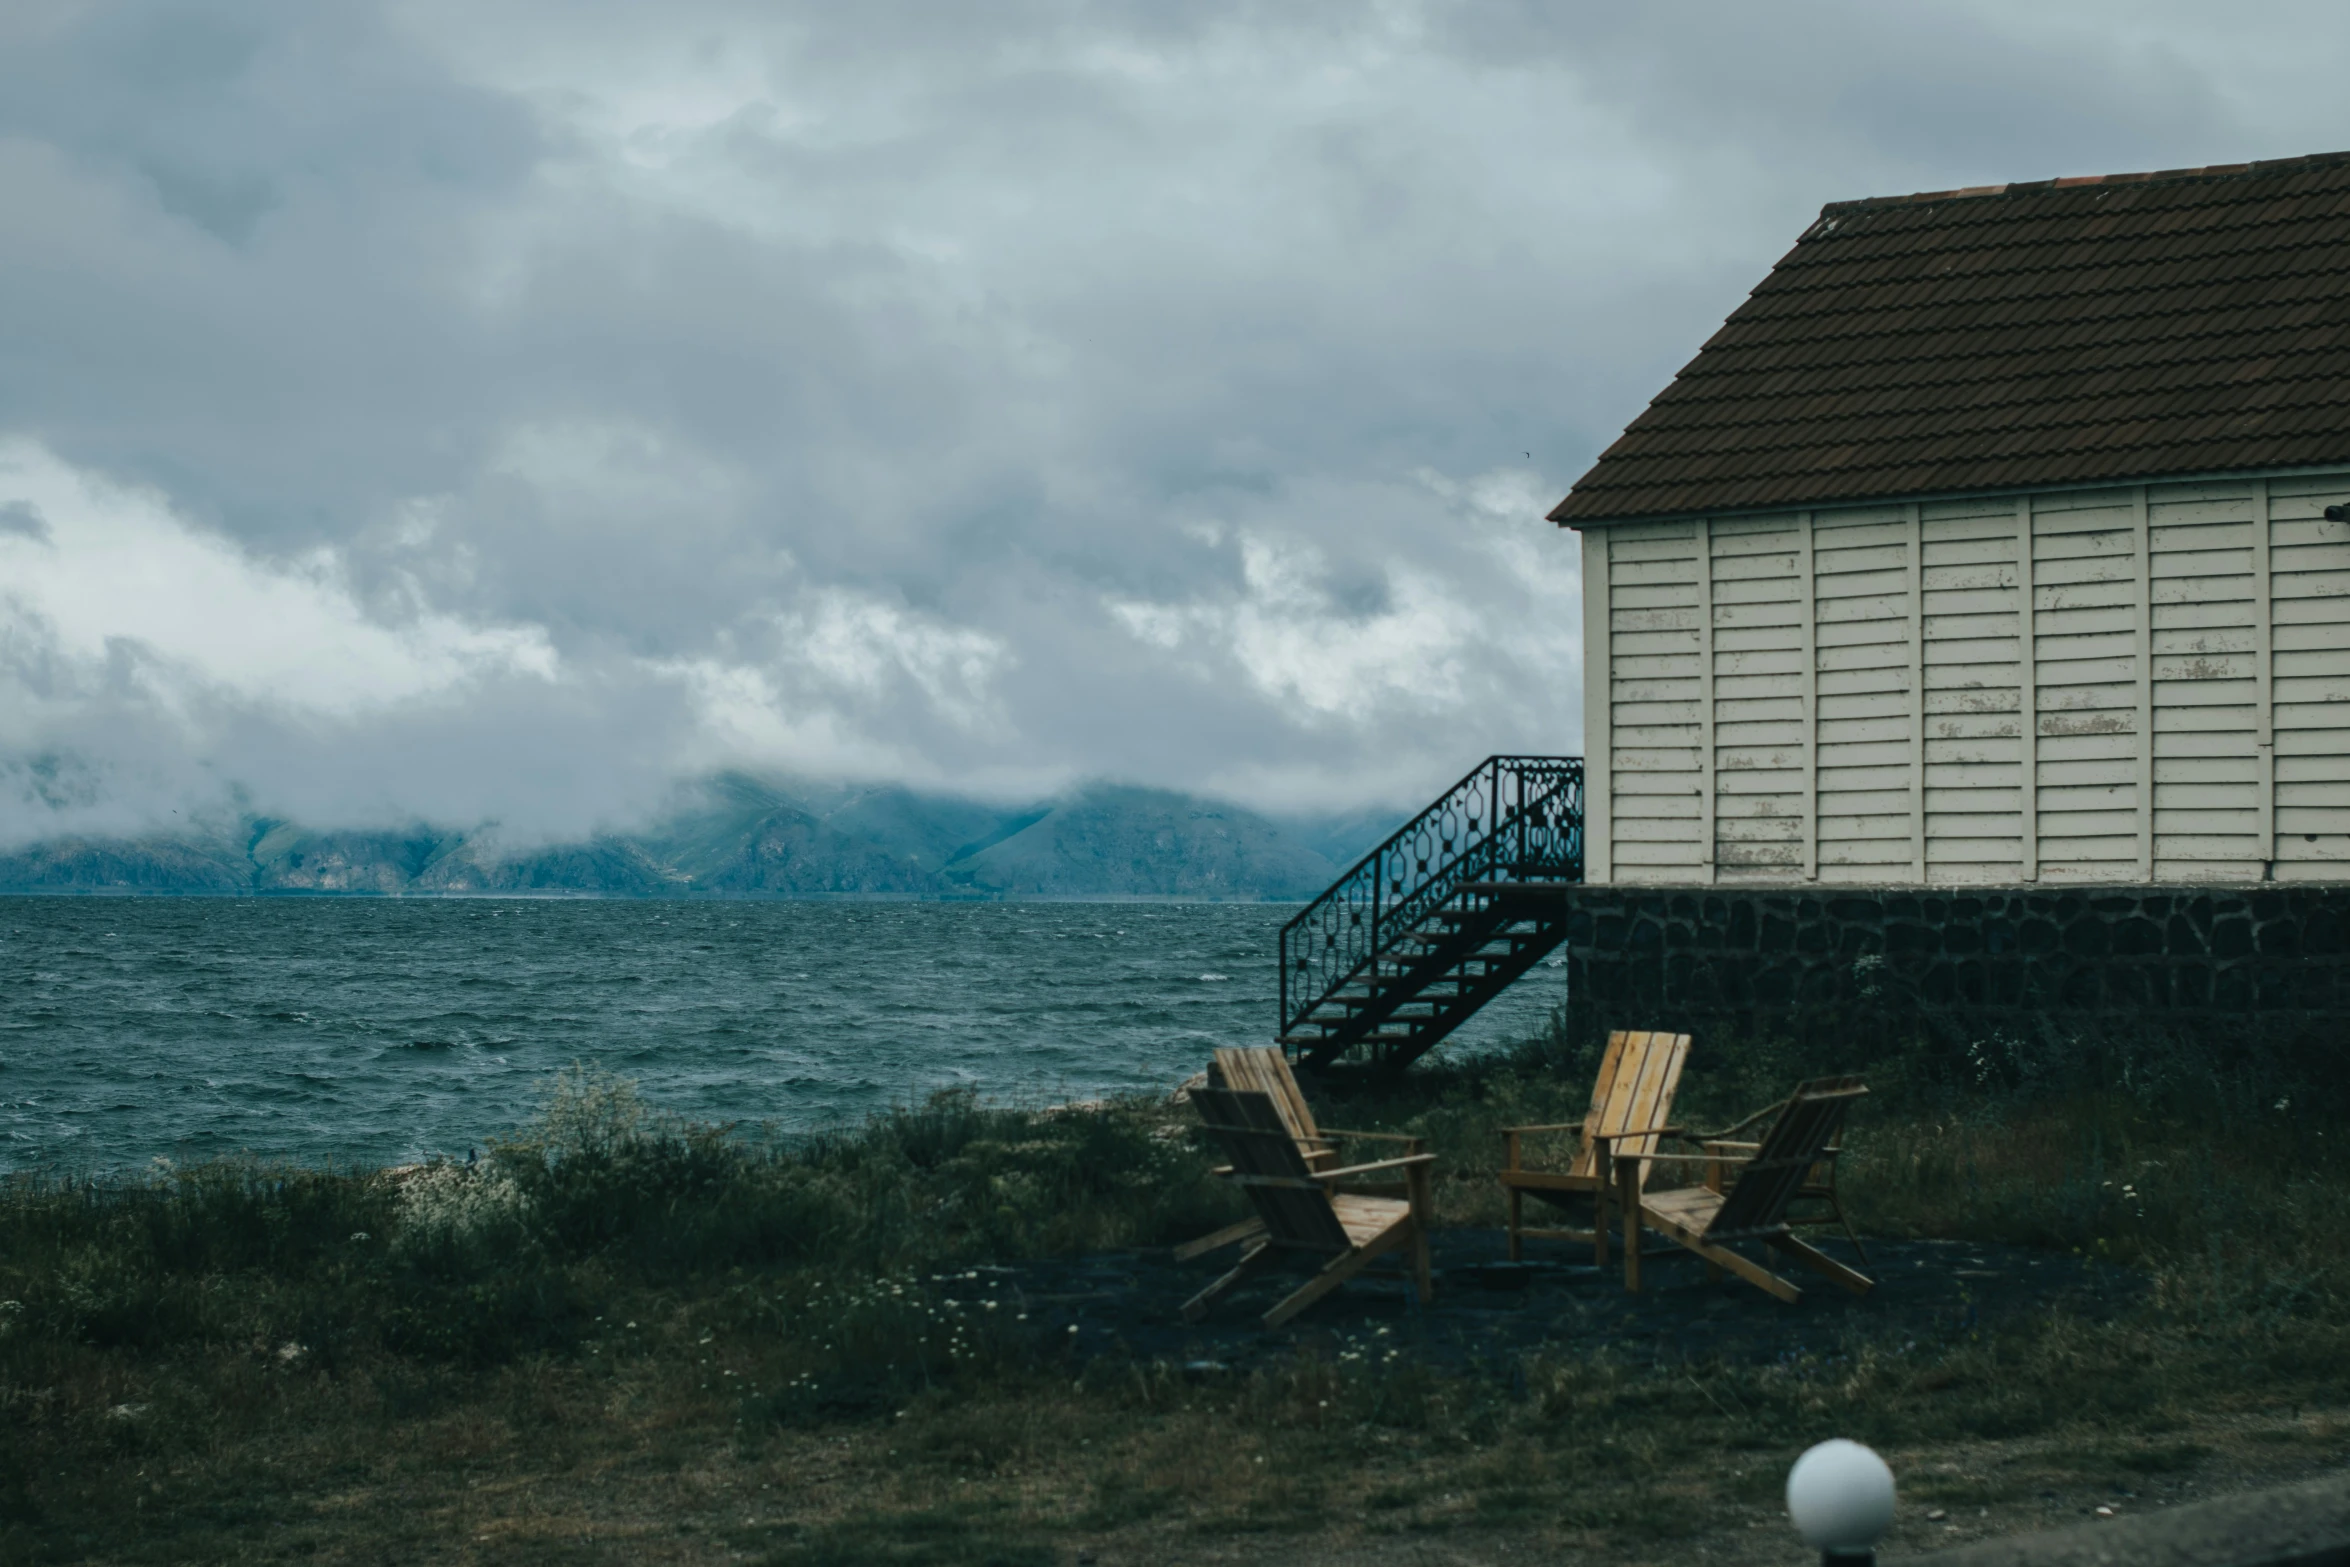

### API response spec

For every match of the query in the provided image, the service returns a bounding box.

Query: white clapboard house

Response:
[1553,153,2350,889]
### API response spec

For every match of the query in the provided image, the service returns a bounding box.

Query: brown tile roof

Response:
[1550,151,2350,525]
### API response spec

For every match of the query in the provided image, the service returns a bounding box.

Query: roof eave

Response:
[1550,457,2350,530]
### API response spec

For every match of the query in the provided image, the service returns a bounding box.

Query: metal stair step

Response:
[1327,992,1465,1015]
[1275,756,1581,1071]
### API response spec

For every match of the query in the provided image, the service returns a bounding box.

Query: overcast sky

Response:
[3,0,2346,842]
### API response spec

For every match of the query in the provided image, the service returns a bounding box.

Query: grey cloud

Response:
[1433,1,2238,179]
[0,1,546,533]
[1,0,2344,841]
[0,501,47,542]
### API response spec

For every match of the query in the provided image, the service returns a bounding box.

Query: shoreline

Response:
[0,887,1316,904]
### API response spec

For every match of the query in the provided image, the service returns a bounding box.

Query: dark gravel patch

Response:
[979,1230,2141,1376]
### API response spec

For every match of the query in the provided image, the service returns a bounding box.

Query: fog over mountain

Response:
[0,775,1377,900]
[4,2,2345,849]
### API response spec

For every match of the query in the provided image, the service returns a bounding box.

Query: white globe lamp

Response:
[1787,1439,1896,1564]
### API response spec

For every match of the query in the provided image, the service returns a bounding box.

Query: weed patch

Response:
[3,1049,2348,1563]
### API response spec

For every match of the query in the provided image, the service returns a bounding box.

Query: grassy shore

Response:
[5,1028,2348,1565]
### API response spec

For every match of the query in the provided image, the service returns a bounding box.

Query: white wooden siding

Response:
[1922,494,2024,883]
[1581,528,1613,883]
[1603,521,1705,873]
[2033,487,2143,880]
[1585,470,2350,885]
[2268,473,2350,881]
[2145,482,2260,875]
[1708,514,1806,882]
[1812,505,1916,882]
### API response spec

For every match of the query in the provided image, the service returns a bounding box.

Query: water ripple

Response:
[0,897,1569,1172]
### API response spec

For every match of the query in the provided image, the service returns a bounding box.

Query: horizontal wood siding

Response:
[2145,483,2260,878]
[1814,505,1917,883]
[2267,474,2350,882]
[1589,470,2350,885]
[2032,488,2144,881]
[1923,496,2025,882]
[1605,520,1705,881]
[1708,514,1806,881]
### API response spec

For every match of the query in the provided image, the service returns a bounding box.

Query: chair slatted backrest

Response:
[1211,1047,1322,1151]
[1570,1030,1692,1180]
[1188,1087,1351,1253]
[1707,1079,1866,1241]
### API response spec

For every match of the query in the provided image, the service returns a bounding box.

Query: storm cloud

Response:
[4,0,2345,841]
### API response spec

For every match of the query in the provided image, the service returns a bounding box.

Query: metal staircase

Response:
[1278,756,1583,1073]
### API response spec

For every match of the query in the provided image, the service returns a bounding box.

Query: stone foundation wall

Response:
[1553,883,2349,1040]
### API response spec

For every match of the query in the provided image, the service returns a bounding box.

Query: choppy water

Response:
[0,897,1569,1172]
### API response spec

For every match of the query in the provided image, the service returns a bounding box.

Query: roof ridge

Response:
[1812,148,2350,224]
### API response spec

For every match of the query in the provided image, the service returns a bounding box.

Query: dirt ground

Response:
[336,1237,2333,1567]
[967,1230,2141,1377]
[30,1234,2345,1567]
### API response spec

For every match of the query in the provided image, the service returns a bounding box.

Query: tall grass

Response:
[0,1068,1235,1377]
[7,1025,2342,1381]
[5,1034,2347,1562]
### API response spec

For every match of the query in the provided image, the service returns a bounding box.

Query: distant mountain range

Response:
[0,776,1397,900]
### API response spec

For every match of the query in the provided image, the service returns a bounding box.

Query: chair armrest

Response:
[1317,1153,1438,1181]
[1703,1139,1842,1158]
[1317,1127,1424,1144]
[1620,1149,1825,1178]
[1606,1151,1736,1169]
[1498,1122,1589,1136]
[1687,1101,1788,1142]
[1590,1125,1682,1145]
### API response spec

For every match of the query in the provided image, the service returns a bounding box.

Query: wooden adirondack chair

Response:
[1173,1046,1424,1264]
[1691,1073,1867,1260]
[1604,1077,1874,1302]
[1205,1046,1334,1166]
[1180,1086,1435,1328]
[1497,1029,1692,1265]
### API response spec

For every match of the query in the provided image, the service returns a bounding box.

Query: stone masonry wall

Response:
[1553,884,2349,1041]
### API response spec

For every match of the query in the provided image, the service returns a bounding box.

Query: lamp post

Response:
[1787,1439,1895,1565]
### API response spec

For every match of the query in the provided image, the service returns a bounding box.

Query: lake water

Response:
[0,897,1570,1173]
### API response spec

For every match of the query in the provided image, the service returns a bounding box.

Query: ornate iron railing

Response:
[1278,756,1583,1041]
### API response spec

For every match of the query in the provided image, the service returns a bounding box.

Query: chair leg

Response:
[1264,1239,1391,1329]
[1767,1234,1873,1296]
[1174,1217,1264,1262]
[1182,1241,1273,1321]
[1684,1237,1800,1303]
[1619,1166,1642,1293]
[1507,1187,1523,1263]
[1834,1199,1870,1264]
[1406,1162,1433,1304]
